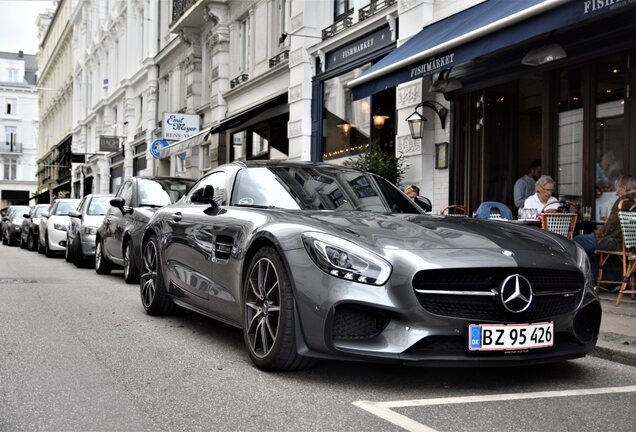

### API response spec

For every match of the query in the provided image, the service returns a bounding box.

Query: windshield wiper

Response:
[139,204,164,208]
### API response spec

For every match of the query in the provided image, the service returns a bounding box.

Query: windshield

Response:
[33,206,49,217]
[54,201,79,216]
[232,166,420,214]
[9,206,29,219]
[138,178,195,207]
[87,197,111,215]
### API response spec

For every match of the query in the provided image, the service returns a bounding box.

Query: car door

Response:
[165,171,229,308]
[104,181,133,262]
[69,197,87,246]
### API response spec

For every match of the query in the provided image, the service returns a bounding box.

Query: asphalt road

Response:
[1,245,635,432]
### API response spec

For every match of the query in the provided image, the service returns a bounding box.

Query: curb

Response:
[592,342,636,367]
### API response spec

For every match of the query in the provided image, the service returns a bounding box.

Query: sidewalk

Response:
[593,292,636,367]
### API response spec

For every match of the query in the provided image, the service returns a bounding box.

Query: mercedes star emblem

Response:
[500,274,533,313]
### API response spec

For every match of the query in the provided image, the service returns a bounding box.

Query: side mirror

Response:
[1,216,8,222]
[41,211,50,218]
[191,185,217,206]
[110,197,133,215]
[68,210,82,219]
[414,196,432,213]
[23,213,30,218]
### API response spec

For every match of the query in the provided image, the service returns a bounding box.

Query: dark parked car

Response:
[1,205,31,246]
[95,176,195,283]
[66,194,114,266]
[139,161,601,371]
[20,204,50,250]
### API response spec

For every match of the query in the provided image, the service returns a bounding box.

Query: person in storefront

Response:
[595,150,623,196]
[523,175,560,214]
[513,159,542,208]
[574,174,636,290]
[404,185,420,201]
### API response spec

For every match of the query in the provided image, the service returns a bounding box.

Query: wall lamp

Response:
[279,31,322,44]
[406,100,448,140]
[521,43,567,66]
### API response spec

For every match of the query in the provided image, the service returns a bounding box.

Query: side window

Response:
[48,203,57,215]
[77,197,87,213]
[118,182,134,206]
[190,172,227,206]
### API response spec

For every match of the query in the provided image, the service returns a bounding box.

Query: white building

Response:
[71,0,160,197]
[0,51,39,209]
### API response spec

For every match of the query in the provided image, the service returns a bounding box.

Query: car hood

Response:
[268,210,572,256]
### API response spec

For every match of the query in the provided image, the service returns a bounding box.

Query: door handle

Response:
[171,212,182,222]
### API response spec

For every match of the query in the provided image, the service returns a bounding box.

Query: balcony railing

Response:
[322,10,354,40]
[1,142,22,153]
[171,0,197,25]
[230,73,249,89]
[359,0,396,21]
[269,50,290,68]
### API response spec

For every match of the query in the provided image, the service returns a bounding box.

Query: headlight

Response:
[83,226,98,235]
[53,223,68,231]
[575,243,593,286]
[302,232,392,285]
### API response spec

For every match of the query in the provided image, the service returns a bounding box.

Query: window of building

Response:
[201,144,211,171]
[230,114,288,162]
[239,17,250,73]
[277,0,288,48]
[3,157,17,180]
[334,0,353,19]
[6,98,16,114]
[8,68,18,82]
[5,126,17,147]
[110,163,124,193]
[133,142,148,174]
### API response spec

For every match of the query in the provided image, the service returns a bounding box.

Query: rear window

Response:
[54,201,79,216]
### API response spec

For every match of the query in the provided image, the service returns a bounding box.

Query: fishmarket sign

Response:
[163,113,200,141]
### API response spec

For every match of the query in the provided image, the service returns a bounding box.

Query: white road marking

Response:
[353,385,636,432]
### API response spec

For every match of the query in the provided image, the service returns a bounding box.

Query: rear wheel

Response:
[95,239,112,274]
[242,247,314,371]
[37,234,45,254]
[124,241,140,284]
[65,235,73,262]
[19,234,27,249]
[140,235,174,315]
[45,234,55,258]
[72,237,85,268]
[27,232,37,251]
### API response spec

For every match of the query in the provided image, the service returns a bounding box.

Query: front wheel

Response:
[242,247,314,371]
[27,232,37,251]
[45,235,55,258]
[65,235,73,262]
[95,239,112,274]
[140,235,173,315]
[124,241,140,284]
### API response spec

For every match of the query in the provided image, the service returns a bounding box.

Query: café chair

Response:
[441,205,468,216]
[608,199,636,306]
[540,200,578,240]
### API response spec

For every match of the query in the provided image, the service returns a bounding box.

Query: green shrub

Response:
[343,143,408,185]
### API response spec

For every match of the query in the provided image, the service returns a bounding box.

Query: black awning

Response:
[208,92,288,135]
[349,0,636,99]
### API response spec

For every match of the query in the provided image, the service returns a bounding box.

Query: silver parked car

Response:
[66,194,114,266]
[140,161,601,371]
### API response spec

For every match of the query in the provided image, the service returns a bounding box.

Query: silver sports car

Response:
[140,161,600,371]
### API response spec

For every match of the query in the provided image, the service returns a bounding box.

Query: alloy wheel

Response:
[141,241,158,308]
[244,257,281,358]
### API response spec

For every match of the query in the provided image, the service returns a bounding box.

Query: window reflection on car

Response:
[138,178,193,207]
[87,197,111,215]
[54,202,78,216]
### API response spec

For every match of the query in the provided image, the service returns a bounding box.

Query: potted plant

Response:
[343,142,408,185]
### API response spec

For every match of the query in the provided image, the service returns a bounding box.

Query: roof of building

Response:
[0,51,38,86]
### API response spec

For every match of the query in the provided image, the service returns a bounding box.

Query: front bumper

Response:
[80,234,97,257]
[283,249,601,366]
[48,228,68,251]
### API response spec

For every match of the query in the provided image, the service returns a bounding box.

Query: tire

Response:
[37,235,45,254]
[45,234,55,258]
[95,239,112,274]
[65,235,73,262]
[27,232,37,251]
[242,246,315,371]
[124,241,140,284]
[140,235,174,315]
[0,228,4,245]
[19,234,27,249]
[72,237,85,268]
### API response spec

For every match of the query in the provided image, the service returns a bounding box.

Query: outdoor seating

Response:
[611,199,636,305]
[441,205,468,216]
[540,200,578,240]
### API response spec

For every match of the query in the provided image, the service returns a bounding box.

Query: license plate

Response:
[468,322,553,351]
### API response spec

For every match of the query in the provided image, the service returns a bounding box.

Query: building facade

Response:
[0,51,39,209]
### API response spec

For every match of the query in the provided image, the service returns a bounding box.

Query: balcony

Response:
[269,50,290,68]
[171,0,197,25]
[230,73,249,89]
[322,10,354,40]
[359,0,396,21]
[1,142,22,153]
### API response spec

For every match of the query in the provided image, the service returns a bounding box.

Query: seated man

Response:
[523,175,560,214]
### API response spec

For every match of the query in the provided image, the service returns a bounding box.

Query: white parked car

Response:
[38,198,80,257]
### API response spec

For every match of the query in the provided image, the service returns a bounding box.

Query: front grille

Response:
[332,304,390,340]
[413,268,584,322]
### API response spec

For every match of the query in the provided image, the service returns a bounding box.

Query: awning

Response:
[160,129,210,159]
[207,92,288,135]
[349,0,634,99]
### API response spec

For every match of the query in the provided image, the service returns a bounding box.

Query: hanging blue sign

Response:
[150,139,169,159]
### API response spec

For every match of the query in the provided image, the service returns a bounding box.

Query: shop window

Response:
[232,131,246,161]
[110,164,123,193]
[322,63,395,161]
[556,68,584,205]
[594,55,626,217]
[230,115,288,162]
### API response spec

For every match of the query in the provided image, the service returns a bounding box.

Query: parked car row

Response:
[1,162,601,372]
